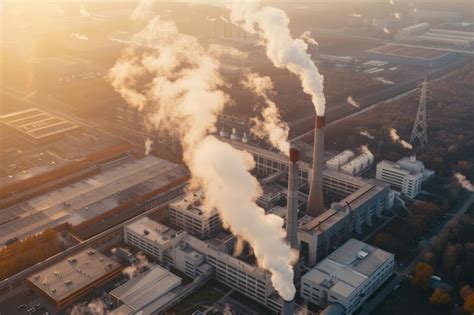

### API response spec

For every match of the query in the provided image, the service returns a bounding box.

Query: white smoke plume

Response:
[241,72,290,155]
[108,15,296,301]
[389,128,412,149]
[79,4,91,18]
[390,0,395,5]
[220,15,229,23]
[233,237,245,257]
[206,16,217,22]
[454,173,474,192]
[70,33,88,41]
[346,96,360,108]
[144,138,153,156]
[360,129,375,140]
[360,144,374,158]
[394,12,401,20]
[351,13,362,18]
[299,31,318,45]
[130,0,154,21]
[374,77,394,85]
[69,299,106,315]
[226,1,326,117]
[383,28,390,34]
[123,252,149,279]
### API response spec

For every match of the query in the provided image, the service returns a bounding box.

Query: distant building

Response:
[376,156,433,198]
[301,239,394,315]
[168,191,222,239]
[27,248,122,308]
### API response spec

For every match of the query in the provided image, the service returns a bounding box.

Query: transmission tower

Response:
[410,77,429,149]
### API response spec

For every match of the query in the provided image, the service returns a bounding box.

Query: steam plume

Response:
[390,0,395,5]
[206,16,217,22]
[227,1,326,116]
[108,15,296,300]
[346,96,360,108]
[70,299,106,315]
[454,173,474,192]
[360,129,375,140]
[131,0,154,21]
[351,13,362,18]
[241,72,290,155]
[79,4,90,18]
[123,252,149,279]
[389,128,412,149]
[383,28,390,34]
[394,12,401,20]
[144,138,153,156]
[360,144,374,158]
[70,33,88,41]
[299,31,318,45]
[374,77,394,85]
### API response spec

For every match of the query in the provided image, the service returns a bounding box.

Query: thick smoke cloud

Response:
[226,0,326,117]
[241,72,290,155]
[108,15,296,300]
[389,128,412,149]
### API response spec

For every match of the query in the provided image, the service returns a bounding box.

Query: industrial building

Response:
[0,156,188,246]
[124,217,186,266]
[27,248,122,308]
[326,150,374,176]
[168,190,222,239]
[0,108,81,144]
[376,156,434,198]
[301,239,394,315]
[367,44,456,67]
[395,23,474,50]
[109,265,183,315]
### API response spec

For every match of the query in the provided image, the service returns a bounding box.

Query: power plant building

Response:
[375,156,433,198]
[168,191,222,239]
[27,248,122,308]
[301,239,394,315]
[367,45,456,67]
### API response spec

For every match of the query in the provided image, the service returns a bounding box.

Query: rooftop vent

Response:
[357,251,368,259]
[143,229,150,235]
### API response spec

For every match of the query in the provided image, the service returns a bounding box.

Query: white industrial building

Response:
[301,239,394,315]
[376,156,433,198]
[123,216,286,313]
[124,217,185,266]
[168,190,222,239]
[396,23,474,49]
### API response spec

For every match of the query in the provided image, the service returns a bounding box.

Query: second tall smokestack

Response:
[287,147,300,281]
[306,116,325,217]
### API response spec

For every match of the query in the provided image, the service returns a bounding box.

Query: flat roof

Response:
[126,217,183,246]
[27,248,121,302]
[303,239,393,298]
[110,265,181,312]
[0,156,188,246]
[169,190,218,217]
[0,108,81,141]
[368,44,451,60]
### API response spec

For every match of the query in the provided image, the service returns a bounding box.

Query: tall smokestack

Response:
[306,116,325,217]
[287,147,300,281]
[281,299,295,315]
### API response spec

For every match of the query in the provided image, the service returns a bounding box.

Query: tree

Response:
[412,262,433,290]
[429,288,452,305]
[464,294,474,314]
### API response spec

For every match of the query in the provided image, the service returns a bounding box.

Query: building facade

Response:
[376,159,424,198]
[301,239,394,315]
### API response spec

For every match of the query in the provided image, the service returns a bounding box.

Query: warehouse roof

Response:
[368,45,451,60]
[27,248,121,302]
[303,239,393,298]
